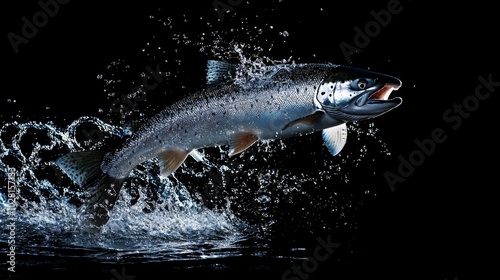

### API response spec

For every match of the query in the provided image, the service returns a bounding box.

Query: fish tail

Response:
[55,150,126,229]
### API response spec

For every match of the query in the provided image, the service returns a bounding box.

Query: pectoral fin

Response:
[229,132,259,157]
[322,123,348,156]
[158,149,191,177]
[282,111,324,131]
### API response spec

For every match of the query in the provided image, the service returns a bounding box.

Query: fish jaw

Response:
[350,82,403,116]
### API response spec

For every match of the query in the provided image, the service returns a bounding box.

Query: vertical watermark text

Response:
[5,168,17,273]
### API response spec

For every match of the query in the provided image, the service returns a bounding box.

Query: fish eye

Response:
[350,78,374,90]
[358,79,367,89]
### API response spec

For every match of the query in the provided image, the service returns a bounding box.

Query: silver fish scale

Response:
[55,62,402,228]
[103,66,331,179]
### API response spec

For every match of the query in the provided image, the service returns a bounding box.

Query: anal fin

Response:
[158,149,191,177]
[229,132,259,157]
[322,123,348,156]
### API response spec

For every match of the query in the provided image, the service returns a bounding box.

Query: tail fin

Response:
[56,151,126,229]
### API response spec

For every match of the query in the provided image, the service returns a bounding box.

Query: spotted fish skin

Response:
[56,60,402,228]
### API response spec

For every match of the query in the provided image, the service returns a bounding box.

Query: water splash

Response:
[0,112,391,262]
[0,118,254,262]
[1,2,396,263]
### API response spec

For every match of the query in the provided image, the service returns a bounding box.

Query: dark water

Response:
[2,1,498,279]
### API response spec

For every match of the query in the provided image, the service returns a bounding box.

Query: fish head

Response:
[314,65,402,122]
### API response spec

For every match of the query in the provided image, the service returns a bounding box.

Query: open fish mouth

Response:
[367,83,401,104]
[356,83,401,107]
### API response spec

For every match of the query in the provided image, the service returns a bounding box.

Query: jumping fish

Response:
[56,60,402,228]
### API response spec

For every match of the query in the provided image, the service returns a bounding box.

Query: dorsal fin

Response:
[206,60,237,85]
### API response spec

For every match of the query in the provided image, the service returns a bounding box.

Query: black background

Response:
[2,0,498,279]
